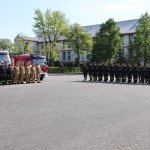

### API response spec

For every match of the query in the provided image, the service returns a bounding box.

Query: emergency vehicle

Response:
[0,50,11,64]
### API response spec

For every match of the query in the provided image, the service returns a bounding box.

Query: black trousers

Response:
[98,73,102,81]
[121,75,126,82]
[83,72,87,80]
[110,74,114,82]
[93,72,97,81]
[127,74,132,83]
[115,74,120,82]
[104,73,108,81]
[133,74,138,83]
[140,75,145,83]
[89,72,93,81]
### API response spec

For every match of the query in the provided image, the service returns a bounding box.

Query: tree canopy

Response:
[0,39,14,51]
[92,18,121,63]
[132,12,150,65]
[67,23,93,66]
[33,9,70,66]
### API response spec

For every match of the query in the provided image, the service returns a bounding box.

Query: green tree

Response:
[33,9,70,66]
[115,47,126,63]
[127,41,135,64]
[92,18,121,63]
[132,12,150,65]
[68,23,93,66]
[0,39,14,51]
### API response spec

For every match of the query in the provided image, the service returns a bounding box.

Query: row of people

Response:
[81,63,150,84]
[0,61,41,85]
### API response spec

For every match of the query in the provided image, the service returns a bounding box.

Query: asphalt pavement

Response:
[0,74,150,150]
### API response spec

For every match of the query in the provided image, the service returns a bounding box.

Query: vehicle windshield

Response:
[0,53,11,64]
[32,58,47,65]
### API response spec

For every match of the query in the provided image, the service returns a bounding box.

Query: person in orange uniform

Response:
[20,61,25,84]
[36,63,41,83]
[31,64,36,83]
[14,62,20,84]
[25,62,31,83]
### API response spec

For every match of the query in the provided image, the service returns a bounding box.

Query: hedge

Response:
[48,67,81,73]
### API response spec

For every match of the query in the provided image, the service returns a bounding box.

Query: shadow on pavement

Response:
[70,80,150,86]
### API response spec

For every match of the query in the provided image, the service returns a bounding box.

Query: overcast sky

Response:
[0,0,149,41]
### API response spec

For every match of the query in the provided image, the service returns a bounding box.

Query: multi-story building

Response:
[14,19,139,65]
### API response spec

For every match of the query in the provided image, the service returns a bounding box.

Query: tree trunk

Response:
[48,37,54,67]
[77,50,80,67]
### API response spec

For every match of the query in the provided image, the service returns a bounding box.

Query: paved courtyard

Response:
[0,74,150,150]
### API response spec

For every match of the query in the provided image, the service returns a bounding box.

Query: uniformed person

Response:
[146,65,150,84]
[13,62,20,84]
[0,62,2,84]
[93,62,98,81]
[88,63,93,81]
[121,63,127,83]
[36,63,41,83]
[114,63,120,82]
[103,63,109,82]
[132,64,139,83]
[98,63,103,81]
[127,63,133,83]
[139,64,146,83]
[25,62,31,83]
[109,63,115,82]
[20,61,25,84]
[31,64,36,83]
[2,62,7,85]
[6,64,13,84]
[145,65,149,84]
[81,63,88,81]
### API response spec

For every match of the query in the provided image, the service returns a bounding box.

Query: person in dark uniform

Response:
[118,63,123,82]
[127,63,133,83]
[6,64,13,84]
[103,63,109,82]
[109,63,115,82]
[139,64,146,83]
[146,65,150,84]
[114,63,119,82]
[1,62,7,85]
[145,64,150,84]
[88,63,93,81]
[93,62,98,81]
[121,63,127,83]
[0,62,2,84]
[132,64,139,83]
[98,63,103,81]
[81,63,88,81]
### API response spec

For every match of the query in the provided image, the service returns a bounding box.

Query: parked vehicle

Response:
[0,50,11,64]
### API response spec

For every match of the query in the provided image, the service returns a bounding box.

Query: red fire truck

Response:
[11,54,48,80]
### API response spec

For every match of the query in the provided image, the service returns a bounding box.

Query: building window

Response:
[68,52,71,60]
[63,52,66,60]
[129,35,134,42]
[121,36,124,45]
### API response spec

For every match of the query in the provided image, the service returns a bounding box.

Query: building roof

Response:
[84,19,139,36]
[21,36,39,42]
[14,19,139,42]
[14,35,39,42]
